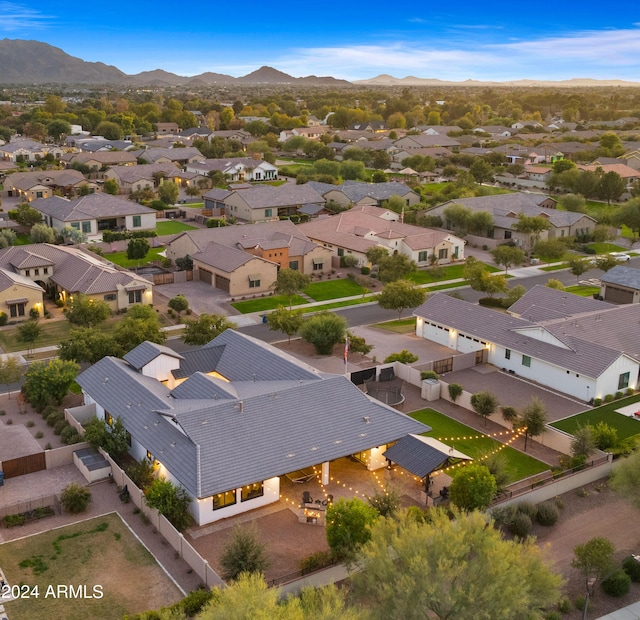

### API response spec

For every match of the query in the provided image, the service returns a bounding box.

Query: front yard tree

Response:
[572,537,616,582]
[66,293,112,327]
[449,463,497,511]
[595,254,621,272]
[114,304,166,351]
[103,178,119,195]
[266,306,305,344]
[377,253,417,283]
[568,256,590,283]
[272,268,310,309]
[0,355,22,398]
[17,319,41,354]
[158,180,179,205]
[491,245,526,273]
[299,311,347,355]
[597,170,626,204]
[59,327,124,364]
[144,477,192,531]
[520,396,548,451]
[220,524,270,582]
[182,313,237,346]
[470,390,499,426]
[365,246,389,267]
[23,359,79,410]
[512,214,551,252]
[352,508,562,620]
[127,237,150,261]
[11,202,42,226]
[30,223,57,244]
[168,294,189,316]
[326,497,379,563]
[613,198,640,239]
[378,280,426,321]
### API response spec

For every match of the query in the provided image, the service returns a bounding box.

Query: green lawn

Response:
[563,285,600,297]
[409,408,549,482]
[550,394,640,440]
[181,202,205,208]
[304,278,366,301]
[586,242,628,254]
[0,514,180,620]
[373,318,416,333]
[304,295,378,311]
[103,247,166,269]
[540,263,568,272]
[428,280,470,291]
[155,221,198,235]
[407,262,499,285]
[231,294,307,313]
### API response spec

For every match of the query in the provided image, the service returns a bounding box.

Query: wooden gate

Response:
[2,452,46,479]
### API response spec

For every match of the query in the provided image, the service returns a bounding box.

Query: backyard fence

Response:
[0,493,60,520]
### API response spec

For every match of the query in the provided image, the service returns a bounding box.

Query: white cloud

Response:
[271,27,640,81]
[0,2,54,31]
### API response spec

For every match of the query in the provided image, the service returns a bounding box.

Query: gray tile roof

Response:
[107,163,180,184]
[414,293,628,378]
[33,193,155,221]
[77,330,428,498]
[600,265,640,290]
[228,184,324,209]
[123,341,184,370]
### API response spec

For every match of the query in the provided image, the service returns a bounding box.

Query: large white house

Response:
[74,330,427,525]
[414,286,640,402]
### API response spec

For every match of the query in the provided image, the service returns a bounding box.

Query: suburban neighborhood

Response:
[0,64,640,620]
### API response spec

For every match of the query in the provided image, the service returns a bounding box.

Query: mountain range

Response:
[1,39,639,88]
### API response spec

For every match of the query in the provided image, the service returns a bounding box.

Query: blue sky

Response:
[2,1,640,82]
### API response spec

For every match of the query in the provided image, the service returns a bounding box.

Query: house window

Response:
[34,269,39,276]
[9,303,26,318]
[104,411,113,427]
[418,251,428,262]
[248,277,261,288]
[128,290,142,304]
[132,215,141,228]
[104,293,117,301]
[264,209,272,218]
[504,230,512,239]
[82,221,91,233]
[241,482,264,502]
[213,490,237,511]
[313,261,323,271]
[43,267,49,275]
[36,191,43,199]
[337,248,344,257]
[618,372,630,390]
[24,270,30,277]
[505,349,511,360]
[289,260,299,271]
[522,355,531,368]
[438,248,448,260]
[71,222,80,230]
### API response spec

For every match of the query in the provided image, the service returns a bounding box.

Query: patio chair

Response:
[302,490,313,504]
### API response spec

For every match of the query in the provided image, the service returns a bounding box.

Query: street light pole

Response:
[581,577,596,620]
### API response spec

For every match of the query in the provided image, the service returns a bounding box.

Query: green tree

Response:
[59,327,124,364]
[47,119,71,141]
[168,294,189,315]
[533,238,566,262]
[558,193,587,213]
[545,278,565,290]
[127,237,150,261]
[591,422,618,451]
[17,319,41,354]
[220,524,270,582]
[512,215,551,252]
[567,256,590,283]
[501,405,519,428]
[30,223,57,244]
[520,396,548,451]
[182,314,237,346]
[450,463,497,511]
[382,195,407,215]
[377,253,417,283]
[23,359,79,410]
[469,158,494,183]
[610,449,640,508]
[0,229,16,249]
[266,306,305,344]
[352,508,562,620]
[572,537,616,582]
[299,312,347,355]
[95,120,123,140]
[144,477,192,531]
[596,171,626,204]
[272,268,311,309]
[468,210,494,236]
[383,349,419,363]
[103,178,119,195]
[66,293,112,327]
[82,416,130,462]
[595,254,622,272]
[0,355,22,398]
[491,245,526,273]
[443,203,471,233]
[365,246,389,266]
[61,226,87,244]
[114,304,166,351]
[377,280,426,321]
[60,482,92,514]
[158,181,180,205]
[470,390,499,426]
[325,497,379,562]
[570,425,597,460]
[340,160,366,180]
[11,203,43,226]
[613,198,640,239]
[504,284,526,306]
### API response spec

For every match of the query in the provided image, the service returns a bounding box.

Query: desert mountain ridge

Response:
[1,39,639,87]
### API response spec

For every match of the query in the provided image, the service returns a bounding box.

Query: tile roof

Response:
[227,184,324,210]
[78,330,428,497]
[123,341,184,370]
[32,193,155,221]
[106,163,179,184]
[600,265,640,289]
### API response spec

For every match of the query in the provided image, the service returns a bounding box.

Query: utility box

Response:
[421,378,441,401]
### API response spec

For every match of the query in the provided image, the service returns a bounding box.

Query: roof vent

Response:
[363,416,371,424]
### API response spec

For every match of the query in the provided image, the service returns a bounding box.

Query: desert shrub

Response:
[179,587,215,617]
[367,488,401,517]
[26,420,35,427]
[592,422,618,451]
[126,459,156,491]
[601,568,631,597]
[515,501,537,520]
[535,503,559,526]
[0,312,7,326]
[615,391,624,399]
[604,394,614,403]
[593,397,602,406]
[383,349,418,364]
[299,550,335,574]
[360,266,370,275]
[623,556,640,582]
[35,431,44,438]
[557,598,572,613]
[53,419,68,435]
[448,383,463,402]
[220,524,270,581]
[0,410,4,416]
[509,512,532,538]
[60,425,77,444]
[46,411,63,426]
[41,405,58,419]
[420,370,440,380]
[544,612,561,620]
[60,482,92,514]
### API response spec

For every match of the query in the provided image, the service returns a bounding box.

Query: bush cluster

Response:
[102,230,157,242]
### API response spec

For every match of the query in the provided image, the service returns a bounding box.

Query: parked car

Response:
[611,252,631,262]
